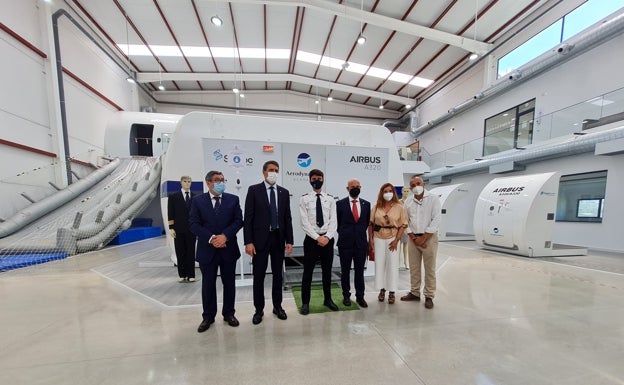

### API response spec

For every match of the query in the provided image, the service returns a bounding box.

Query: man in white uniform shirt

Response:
[298,168,339,315]
[401,176,441,309]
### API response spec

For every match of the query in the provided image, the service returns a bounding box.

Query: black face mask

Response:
[310,180,323,190]
[348,187,360,198]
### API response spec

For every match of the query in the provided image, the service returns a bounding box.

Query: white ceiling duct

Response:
[423,125,624,183]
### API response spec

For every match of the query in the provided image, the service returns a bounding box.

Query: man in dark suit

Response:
[167,175,197,283]
[336,178,371,308]
[189,170,243,333]
[244,160,294,325]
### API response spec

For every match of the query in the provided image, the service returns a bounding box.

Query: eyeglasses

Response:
[211,179,225,183]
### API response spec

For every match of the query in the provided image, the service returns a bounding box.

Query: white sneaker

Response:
[188,277,196,282]
[178,277,186,283]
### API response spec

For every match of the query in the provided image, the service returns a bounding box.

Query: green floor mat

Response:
[291,283,360,314]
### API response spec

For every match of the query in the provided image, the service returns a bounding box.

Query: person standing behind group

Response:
[299,169,339,315]
[401,176,441,309]
[369,183,407,305]
[336,178,370,308]
[168,175,197,283]
[244,160,294,325]
[190,171,243,333]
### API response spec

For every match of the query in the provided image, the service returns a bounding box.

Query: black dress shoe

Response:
[342,297,352,306]
[252,312,264,325]
[323,300,339,311]
[300,304,310,315]
[356,297,368,308]
[273,307,287,320]
[223,315,240,327]
[197,318,214,333]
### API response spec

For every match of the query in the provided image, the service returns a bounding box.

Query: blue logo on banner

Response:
[233,155,241,164]
[297,153,312,167]
[493,227,499,234]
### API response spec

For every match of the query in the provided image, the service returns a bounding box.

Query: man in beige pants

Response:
[401,176,441,309]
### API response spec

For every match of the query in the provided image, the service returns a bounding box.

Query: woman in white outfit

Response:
[368,183,407,304]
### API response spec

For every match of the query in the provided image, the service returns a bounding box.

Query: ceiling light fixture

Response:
[357,0,366,45]
[469,0,480,61]
[239,93,245,98]
[157,68,164,90]
[232,88,240,94]
[378,104,384,109]
[341,61,350,70]
[211,15,223,26]
[405,104,412,109]
[327,96,333,101]
[123,15,135,84]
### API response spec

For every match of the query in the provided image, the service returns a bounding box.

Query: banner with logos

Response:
[201,139,390,248]
[325,146,389,205]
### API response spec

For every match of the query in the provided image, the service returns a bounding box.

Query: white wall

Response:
[411,4,624,253]
[417,8,624,156]
[0,0,142,220]
[430,151,624,253]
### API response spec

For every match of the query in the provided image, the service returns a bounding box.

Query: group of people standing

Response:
[167,161,441,333]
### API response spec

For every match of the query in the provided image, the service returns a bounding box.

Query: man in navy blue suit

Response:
[244,160,294,325]
[336,178,371,308]
[189,170,243,333]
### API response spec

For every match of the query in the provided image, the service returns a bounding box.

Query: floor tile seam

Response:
[474,251,624,277]
[0,350,170,371]
[90,268,169,308]
[539,259,624,277]
[371,323,428,385]
[89,248,169,272]
[390,313,573,330]
[465,255,624,286]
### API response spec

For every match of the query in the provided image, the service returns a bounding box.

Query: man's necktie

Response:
[213,196,221,212]
[352,199,359,222]
[316,193,324,227]
[269,186,278,230]
[185,191,190,208]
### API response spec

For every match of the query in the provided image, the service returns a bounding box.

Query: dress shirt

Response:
[209,192,221,208]
[299,191,337,240]
[263,181,279,211]
[404,190,441,235]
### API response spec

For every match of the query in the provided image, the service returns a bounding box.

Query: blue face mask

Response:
[213,182,226,195]
[310,180,323,190]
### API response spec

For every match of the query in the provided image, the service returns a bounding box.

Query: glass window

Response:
[562,0,624,41]
[497,1,624,78]
[483,99,535,156]
[556,171,607,223]
[498,21,562,78]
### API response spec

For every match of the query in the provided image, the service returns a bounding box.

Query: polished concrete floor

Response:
[1,237,623,385]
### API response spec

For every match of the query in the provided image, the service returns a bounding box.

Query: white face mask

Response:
[412,185,424,195]
[383,192,394,201]
[266,171,278,185]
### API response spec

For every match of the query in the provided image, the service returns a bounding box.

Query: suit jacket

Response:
[167,191,196,233]
[336,196,371,250]
[243,182,294,248]
[189,192,243,265]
